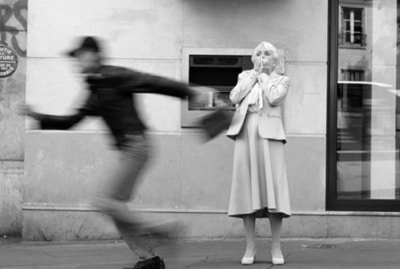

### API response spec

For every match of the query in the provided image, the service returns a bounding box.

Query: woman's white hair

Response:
[251,41,278,64]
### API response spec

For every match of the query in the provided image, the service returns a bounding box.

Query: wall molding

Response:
[22,203,400,217]
[26,130,326,138]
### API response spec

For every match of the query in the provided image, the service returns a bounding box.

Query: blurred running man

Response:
[19,36,220,269]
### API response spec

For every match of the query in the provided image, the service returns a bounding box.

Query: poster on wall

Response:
[0,42,18,78]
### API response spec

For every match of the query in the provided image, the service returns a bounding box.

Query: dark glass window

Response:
[188,55,252,111]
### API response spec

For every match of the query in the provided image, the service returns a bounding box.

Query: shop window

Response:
[327,0,400,211]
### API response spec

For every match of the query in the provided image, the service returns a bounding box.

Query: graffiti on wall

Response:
[0,0,27,133]
[0,0,27,57]
[0,43,18,77]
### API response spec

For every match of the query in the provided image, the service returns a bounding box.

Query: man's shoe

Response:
[132,256,165,269]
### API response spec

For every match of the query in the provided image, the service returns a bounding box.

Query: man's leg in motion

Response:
[96,134,156,260]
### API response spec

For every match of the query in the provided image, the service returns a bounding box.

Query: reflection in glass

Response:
[336,0,400,200]
[188,55,252,110]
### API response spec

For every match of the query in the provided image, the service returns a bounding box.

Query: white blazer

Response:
[226,70,290,141]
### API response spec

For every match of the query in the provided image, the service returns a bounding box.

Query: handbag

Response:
[197,109,233,141]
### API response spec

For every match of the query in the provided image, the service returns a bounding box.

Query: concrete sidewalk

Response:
[0,238,399,269]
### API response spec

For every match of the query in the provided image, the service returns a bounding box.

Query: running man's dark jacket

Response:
[35,65,194,148]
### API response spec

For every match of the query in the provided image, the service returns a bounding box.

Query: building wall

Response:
[0,0,27,237]
[23,0,332,240]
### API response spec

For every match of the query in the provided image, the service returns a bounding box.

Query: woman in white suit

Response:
[227,42,291,265]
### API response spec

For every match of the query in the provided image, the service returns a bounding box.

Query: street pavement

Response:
[0,237,399,269]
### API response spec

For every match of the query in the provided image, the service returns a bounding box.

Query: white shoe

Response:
[272,256,285,265]
[241,255,255,265]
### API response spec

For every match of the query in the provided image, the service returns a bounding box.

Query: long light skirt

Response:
[228,112,291,218]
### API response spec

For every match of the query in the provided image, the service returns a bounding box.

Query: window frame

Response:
[340,6,366,47]
[326,0,400,212]
[180,48,253,127]
[341,68,365,81]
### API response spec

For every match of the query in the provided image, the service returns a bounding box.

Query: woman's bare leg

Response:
[243,214,257,257]
[269,213,284,261]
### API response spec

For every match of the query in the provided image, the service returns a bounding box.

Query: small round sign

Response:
[0,43,18,78]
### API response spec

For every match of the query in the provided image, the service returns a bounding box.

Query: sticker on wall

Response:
[0,42,18,78]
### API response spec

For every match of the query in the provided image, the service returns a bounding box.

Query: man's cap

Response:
[67,36,101,57]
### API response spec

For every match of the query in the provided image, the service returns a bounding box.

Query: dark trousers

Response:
[96,134,156,259]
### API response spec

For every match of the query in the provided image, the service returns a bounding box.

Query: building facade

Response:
[1,0,399,240]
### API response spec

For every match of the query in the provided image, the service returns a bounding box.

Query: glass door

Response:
[328,0,400,211]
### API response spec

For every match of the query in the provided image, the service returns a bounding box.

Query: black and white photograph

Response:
[1,0,400,268]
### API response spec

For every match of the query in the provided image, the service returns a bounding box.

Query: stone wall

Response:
[0,0,27,236]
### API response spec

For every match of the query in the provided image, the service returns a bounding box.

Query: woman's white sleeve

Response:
[229,71,255,105]
[263,76,291,106]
